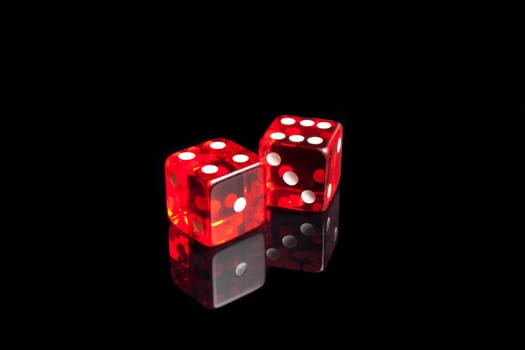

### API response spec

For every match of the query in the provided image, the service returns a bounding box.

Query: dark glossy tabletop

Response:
[38,10,519,340]
[90,103,518,337]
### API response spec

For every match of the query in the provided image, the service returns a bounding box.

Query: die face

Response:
[264,143,327,212]
[165,138,265,246]
[210,165,265,246]
[265,189,340,272]
[325,125,343,204]
[168,224,266,309]
[259,115,343,212]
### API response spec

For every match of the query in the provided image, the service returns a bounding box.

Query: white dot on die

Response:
[300,222,315,236]
[201,165,219,174]
[234,262,248,277]
[280,117,296,125]
[327,183,333,198]
[283,171,299,186]
[301,190,316,204]
[178,152,196,160]
[233,197,246,212]
[300,119,315,127]
[289,135,304,143]
[282,235,298,248]
[232,154,249,163]
[210,141,226,150]
[337,137,342,153]
[307,136,323,145]
[266,152,281,166]
[270,132,286,140]
[266,248,280,261]
[317,121,332,129]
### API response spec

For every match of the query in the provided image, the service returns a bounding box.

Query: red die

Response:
[169,224,266,309]
[259,115,343,212]
[165,138,265,247]
[265,189,340,272]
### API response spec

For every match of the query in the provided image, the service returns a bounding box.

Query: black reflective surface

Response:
[87,105,517,337]
[47,10,518,340]
[168,191,341,309]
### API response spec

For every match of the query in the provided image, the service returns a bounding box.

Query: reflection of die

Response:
[169,223,266,309]
[265,189,340,272]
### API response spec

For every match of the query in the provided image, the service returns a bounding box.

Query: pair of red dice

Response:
[164,114,343,247]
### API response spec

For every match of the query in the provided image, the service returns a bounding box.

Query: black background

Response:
[25,4,521,342]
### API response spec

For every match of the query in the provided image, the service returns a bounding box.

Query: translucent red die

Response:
[165,138,265,247]
[259,115,343,212]
[169,224,266,309]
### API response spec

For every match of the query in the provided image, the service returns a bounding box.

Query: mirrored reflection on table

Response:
[168,189,340,309]
[265,189,340,273]
[168,224,266,309]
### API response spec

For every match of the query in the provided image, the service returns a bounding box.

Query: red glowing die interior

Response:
[165,138,265,247]
[259,115,343,212]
